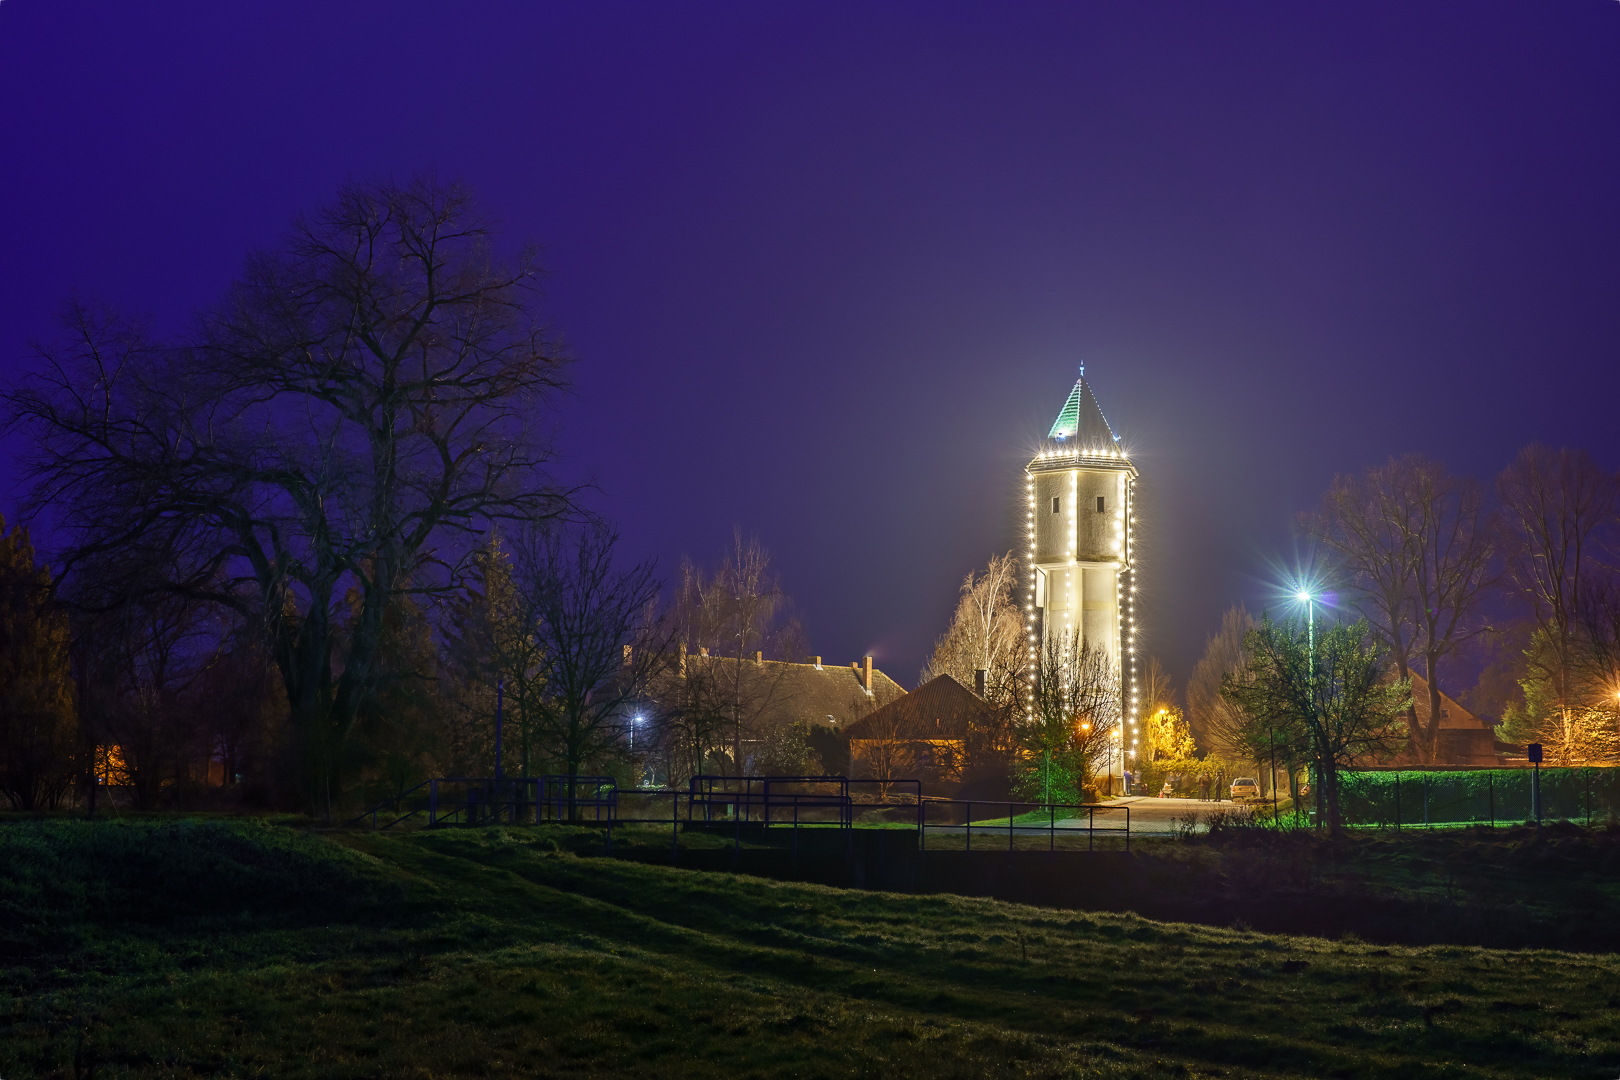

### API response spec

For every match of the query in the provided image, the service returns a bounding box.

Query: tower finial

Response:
[1079,363,1085,379]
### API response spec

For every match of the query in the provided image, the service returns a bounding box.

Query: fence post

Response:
[1424,774,1430,829]
[966,802,972,853]
[1395,775,1401,832]
[1050,803,1055,854]
[1489,772,1495,828]
[1008,803,1014,853]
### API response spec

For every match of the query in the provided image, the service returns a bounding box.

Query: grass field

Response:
[3,818,1618,1078]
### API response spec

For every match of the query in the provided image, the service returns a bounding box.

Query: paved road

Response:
[1090,796,1248,835]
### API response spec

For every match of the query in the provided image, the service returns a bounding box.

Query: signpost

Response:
[1527,743,1542,825]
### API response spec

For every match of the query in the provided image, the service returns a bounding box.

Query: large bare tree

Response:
[1304,455,1494,762]
[7,178,574,813]
[1497,444,1620,760]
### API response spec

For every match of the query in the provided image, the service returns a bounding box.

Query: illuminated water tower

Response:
[1023,368,1139,763]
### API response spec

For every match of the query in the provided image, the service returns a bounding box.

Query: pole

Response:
[1534,759,1541,827]
[1307,596,1317,829]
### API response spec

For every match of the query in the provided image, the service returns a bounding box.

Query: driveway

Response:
[1087,796,1250,835]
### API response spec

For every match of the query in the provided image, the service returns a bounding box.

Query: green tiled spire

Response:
[1046,366,1119,446]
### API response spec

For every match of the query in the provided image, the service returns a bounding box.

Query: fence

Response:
[916,800,1131,852]
[347,774,1133,852]
[1336,768,1620,827]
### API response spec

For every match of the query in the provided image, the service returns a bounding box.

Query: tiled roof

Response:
[677,654,906,728]
[842,674,995,741]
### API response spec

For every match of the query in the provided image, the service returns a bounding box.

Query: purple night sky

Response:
[2,2,1618,693]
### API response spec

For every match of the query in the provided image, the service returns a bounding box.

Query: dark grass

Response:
[3,818,1619,1078]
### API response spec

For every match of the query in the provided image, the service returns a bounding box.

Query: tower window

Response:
[1097,496,1106,513]
[1051,497,1060,514]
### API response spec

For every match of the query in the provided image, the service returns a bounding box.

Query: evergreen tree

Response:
[0,516,78,809]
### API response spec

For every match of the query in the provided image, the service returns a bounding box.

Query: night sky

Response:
[3,2,1618,695]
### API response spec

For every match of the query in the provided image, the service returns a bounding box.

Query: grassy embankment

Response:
[3,818,1619,1078]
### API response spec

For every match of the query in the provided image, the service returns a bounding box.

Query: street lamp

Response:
[631,715,642,752]
[1294,590,1317,827]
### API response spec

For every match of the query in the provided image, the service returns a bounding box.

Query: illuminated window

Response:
[1051,497,1060,514]
[1096,496,1106,513]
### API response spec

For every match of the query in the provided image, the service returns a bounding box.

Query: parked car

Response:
[1230,777,1260,801]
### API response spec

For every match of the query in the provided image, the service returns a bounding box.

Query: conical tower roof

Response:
[1046,368,1119,450]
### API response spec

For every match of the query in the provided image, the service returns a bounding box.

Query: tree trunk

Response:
[1424,652,1445,763]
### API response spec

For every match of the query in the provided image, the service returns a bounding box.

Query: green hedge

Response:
[1336,768,1620,826]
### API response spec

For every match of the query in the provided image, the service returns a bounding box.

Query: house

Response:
[842,673,999,793]
[1384,672,1504,767]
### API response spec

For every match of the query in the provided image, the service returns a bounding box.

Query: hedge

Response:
[1335,767,1620,826]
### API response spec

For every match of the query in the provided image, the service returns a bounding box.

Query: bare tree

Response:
[670,532,804,775]
[1304,455,1496,762]
[653,655,734,784]
[921,552,1024,706]
[1140,655,1177,716]
[1017,630,1120,804]
[1497,445,1620,760]
[852,711,917,800]
[516,523,663,780]
[7,178,575,813]
[1187,605,1259,770]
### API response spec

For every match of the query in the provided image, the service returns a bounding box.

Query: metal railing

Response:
[915,799,1131,852]
[341,774,1132,854]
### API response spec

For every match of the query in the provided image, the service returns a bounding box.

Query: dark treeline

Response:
[0,178,835,815]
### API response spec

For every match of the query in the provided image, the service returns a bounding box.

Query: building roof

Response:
[678,653,906,728]
[842,674,996,741]
[1046,369,1120,451]
[1409,672,1489,731]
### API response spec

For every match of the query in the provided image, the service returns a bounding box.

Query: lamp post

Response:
[494,677,504,781]
[1295,591,1317,828]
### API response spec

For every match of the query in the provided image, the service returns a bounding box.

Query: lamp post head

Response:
[1295,591,1313,602]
